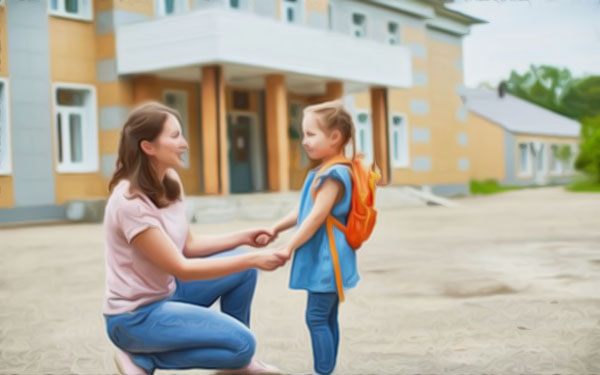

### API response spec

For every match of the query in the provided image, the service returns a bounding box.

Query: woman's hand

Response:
[275,247,293,261]
[252,249,287,271]
[244,227,277,247]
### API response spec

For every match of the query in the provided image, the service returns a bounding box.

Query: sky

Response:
[446,0,600,87]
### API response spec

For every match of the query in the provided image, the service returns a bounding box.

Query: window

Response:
[535,143,545,173]
[351,13,366,38]
[550,144,561,173]
[163,90,190,168]
[282,0,301,24]
[0,79,11,175]
[48,0,93,21]
[388,114,409,168]
[0,0,4,6]
[518,143,531,175]
[53,84,98,173]
[354,112,374,165]
[229,0,250,10]
[156,0,188,16]
[387,22,400,45]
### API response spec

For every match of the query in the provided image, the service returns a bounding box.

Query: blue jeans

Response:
[306,292,339,375]
[104,249,258,374]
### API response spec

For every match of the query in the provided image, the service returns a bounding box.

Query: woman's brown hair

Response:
[303,100,356,159]
[108,102,182,208]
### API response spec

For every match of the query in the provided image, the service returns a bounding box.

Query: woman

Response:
[103,102,285,374]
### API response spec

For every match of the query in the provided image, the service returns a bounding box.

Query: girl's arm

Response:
[184,227,276,258]
[272,203,300,234]
[279,179,342,258]
[132,228,285,281]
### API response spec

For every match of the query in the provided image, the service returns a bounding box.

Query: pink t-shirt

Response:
[103,179,188,315]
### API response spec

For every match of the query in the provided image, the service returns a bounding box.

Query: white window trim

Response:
[280,0,304,24]
[350,12,367,38]
[52,82,99,174]
[517,142,532,177]
[354,110,374,165]
[155,0,189,17]
[48,0,93,22]
[388,112,409,168]
[0,78,12,175]
[163,89,190,169]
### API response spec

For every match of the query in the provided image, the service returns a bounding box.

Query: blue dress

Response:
[289,164,360,293]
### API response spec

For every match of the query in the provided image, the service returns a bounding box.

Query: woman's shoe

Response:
[114,348,148,375]
[216,358,283,375]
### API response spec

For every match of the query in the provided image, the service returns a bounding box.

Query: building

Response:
[0,0,485,223]
[463,87,580,186]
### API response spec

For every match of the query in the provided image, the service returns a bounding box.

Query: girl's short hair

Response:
[303,100,356,158]
[108,102,182,208]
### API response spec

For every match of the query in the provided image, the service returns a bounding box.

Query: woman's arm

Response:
[132,228,285,281]
[279,179,341,258]
[183,228,274,258]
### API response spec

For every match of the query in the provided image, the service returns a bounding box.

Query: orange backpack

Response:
[312,154,380,302]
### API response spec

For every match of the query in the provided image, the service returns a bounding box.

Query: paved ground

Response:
[1,187,599,374]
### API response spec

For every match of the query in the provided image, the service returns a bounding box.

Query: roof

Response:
[460,88,581,138]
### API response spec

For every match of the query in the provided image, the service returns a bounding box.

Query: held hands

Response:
[248,227,278,247]
[253,249,289,271]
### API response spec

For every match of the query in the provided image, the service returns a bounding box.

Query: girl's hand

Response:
[253,249,287,271]
[253,227,278,247]
[243,227,277,247]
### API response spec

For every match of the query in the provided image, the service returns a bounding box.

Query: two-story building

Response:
[0,0,484,223]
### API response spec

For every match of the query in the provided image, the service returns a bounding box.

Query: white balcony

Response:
[115,9,412,89]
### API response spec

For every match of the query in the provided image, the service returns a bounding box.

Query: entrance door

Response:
[228,115,253,193]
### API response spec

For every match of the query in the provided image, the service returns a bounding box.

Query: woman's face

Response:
[146,113,189,170]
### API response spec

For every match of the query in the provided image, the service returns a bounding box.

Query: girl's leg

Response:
[330,295,340,365]
[173,248,257,326]
[306,292,339,375]
[106,299,256,373]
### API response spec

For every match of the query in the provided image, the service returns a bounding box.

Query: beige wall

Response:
[467,113,506,181]
[354,26,470,186]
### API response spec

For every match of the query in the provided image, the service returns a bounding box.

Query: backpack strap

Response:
[311,156,352,303]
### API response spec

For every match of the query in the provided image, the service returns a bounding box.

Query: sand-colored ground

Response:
[1,187,599,374]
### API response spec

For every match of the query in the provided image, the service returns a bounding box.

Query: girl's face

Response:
[145,113,189,169]
[301,112,340,161]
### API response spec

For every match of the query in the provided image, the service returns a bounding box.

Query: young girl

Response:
[268,100,360,375]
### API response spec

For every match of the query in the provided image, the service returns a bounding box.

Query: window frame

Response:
[350,12,367,38]
[48,0,93,22]
[52,83,99,174]
[163,89,190,169]
[228,0,252,11]
[280,0,303,24]
[534,142,546,175]
[354,110,374,165]
[387,21,400,45]
[156,0,189,17]
[388,113,409,168]
[0,78,12,175]
[517,142,532,177]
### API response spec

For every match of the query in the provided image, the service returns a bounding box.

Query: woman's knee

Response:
[228,328,256,367]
